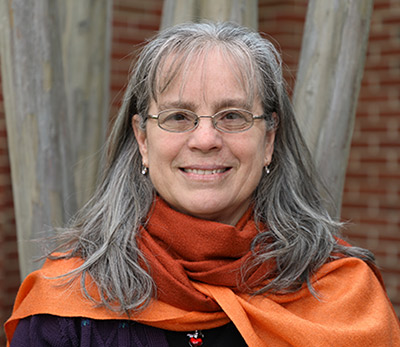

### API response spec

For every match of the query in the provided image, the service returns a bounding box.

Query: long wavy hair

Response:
[50,22,374,313]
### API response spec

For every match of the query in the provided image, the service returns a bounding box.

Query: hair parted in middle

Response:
[50,21,374,313]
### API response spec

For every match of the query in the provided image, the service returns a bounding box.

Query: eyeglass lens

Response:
[158,109,254,133]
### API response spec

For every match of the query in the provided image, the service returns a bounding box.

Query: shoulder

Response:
[5,257,117,343]
[8,257,86,319]
[309,257,399,327]
[314,256,383,290]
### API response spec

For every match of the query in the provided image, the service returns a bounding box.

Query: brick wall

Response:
[110,0,163,119]
[259,0,307,90]
[0,0,399,344]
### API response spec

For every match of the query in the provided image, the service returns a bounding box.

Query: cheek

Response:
[234,136,269,165]
[146,132,182,165]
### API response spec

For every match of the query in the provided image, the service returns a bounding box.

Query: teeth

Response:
[184,168,226,175]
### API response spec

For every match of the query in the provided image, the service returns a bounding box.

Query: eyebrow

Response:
[158,101,197,111]
[214,98,252,110]
[158,98,252,111]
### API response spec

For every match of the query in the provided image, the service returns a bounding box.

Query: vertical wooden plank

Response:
[200,0,258,30]
[0,0,76,277]
[57,0,112,207]
[161,0,258,30]
[0,0,112,278]
[161,0,197,29]
[293,0,373,217]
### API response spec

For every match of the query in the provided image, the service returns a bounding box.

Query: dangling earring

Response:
[141,166,148,175]
[265,165,270,174]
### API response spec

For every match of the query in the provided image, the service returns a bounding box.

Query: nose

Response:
[187,116,223,152]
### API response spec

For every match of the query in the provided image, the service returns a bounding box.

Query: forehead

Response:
[151,46,258,108]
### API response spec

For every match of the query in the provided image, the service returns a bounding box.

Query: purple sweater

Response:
[10,314,169,347]
[10,314,247,346]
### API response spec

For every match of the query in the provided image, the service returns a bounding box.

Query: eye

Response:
[161,110,195,124]
[227,111,243,120]
[165,111,191,122]
[158,110,197,132]
[218,110,247,123]
[215,109,252,132]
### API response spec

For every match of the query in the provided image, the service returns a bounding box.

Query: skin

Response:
[133,49,276,225]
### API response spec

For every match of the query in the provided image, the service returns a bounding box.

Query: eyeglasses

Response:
[147,108,265,133]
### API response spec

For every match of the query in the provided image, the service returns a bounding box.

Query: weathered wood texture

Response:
[293,0,373,218]
[161,0,258,30]
[57,0,111,208]
[0,0,112,278]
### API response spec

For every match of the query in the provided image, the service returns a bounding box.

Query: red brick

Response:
[382,14,400,25]
[373,1,395,10]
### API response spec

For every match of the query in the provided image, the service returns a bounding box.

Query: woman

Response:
[6,22,400,346]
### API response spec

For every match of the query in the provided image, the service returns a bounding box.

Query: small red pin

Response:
[187,330,204,346]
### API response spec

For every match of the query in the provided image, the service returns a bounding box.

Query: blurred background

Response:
[0,0,399,344]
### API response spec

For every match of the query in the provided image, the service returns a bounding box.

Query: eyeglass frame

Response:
[146,108,266,133]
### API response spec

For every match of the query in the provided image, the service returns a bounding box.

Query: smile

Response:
[181,168,230,175]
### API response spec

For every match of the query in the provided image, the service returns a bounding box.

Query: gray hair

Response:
[50,22,374,313]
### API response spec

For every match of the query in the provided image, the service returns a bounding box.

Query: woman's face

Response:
[133,50,275,225]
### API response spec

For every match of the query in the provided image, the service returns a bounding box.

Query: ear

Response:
[132,114,149,167]
[264,112,277,166]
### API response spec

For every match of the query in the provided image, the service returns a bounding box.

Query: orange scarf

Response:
[5,199,400,346]
[137,198,273,312]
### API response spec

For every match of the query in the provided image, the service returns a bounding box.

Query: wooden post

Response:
[292,0,373,218]
[0,0,111,278]
[161,0,197,29]
[161,0,258,30]
[57,0,112,208]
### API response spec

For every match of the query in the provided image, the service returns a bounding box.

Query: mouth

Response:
[180,167,231,175]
